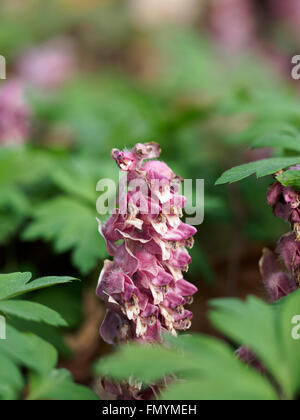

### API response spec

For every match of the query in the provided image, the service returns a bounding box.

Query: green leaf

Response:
[0,383,18,401]
[0,351,24,400]
[94,332,277,400]
[0,300,67,327]
[163,334,278,400]
[209,296,291,398]
[27,369,99,401]
[276,170,300,190]
[95,333,277,400]
[0,272,78,300]
[9,318,72,358]
[160,376,277,401]
[23,197,106,274]
[0,324,57,374]
[215,157,300,185]
[94,343,200,383]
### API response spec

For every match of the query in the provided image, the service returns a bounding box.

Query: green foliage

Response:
[276,170,300,190]
[0,272,77,300]
[0,272,98,400]
[0,147,53,244]
[94,290,300,400]
[27,369,99,401]
[58,75,164,155]
[0,300,67,327]
[23,196,105,274]
[22,157,109,274]
[215,157,300,185]
[0,324,58,375]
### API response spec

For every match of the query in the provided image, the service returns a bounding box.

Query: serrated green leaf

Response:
[209,296,291,398]
[0,324,57,374]
[95,332,278,400]
[215,157,300,185]
[0,300,67,327]
[276,170,300,190]
[0,272,32,300]
[160,376,277,401]
[23,197,106,274]
[27,369,99,401]
[0,272,78,300]
[163,333,278,400]
[94,343,200,383]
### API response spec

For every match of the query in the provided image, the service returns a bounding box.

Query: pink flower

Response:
[17,38,76,90]
[267,180,300,230]
[259,246,297,302]
[0,79,30,145]
[97,142,198,344]
[263,177,300,301]
[238,170,300,374]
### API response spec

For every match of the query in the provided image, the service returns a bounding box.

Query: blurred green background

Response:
[1,0,300,386]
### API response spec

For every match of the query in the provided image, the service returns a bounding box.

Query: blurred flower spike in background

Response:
[17,38,77,91]
[210,0,256,52]
[0,79,31,145]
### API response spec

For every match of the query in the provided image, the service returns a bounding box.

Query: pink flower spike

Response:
[97,142,198,343]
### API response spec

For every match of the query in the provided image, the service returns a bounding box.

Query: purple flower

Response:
[0,79,31,145]
[239,171,299,373]
[97,142,198,344]
[259,246,297,302]
[263,177,300,301]
[267,181,300,229]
